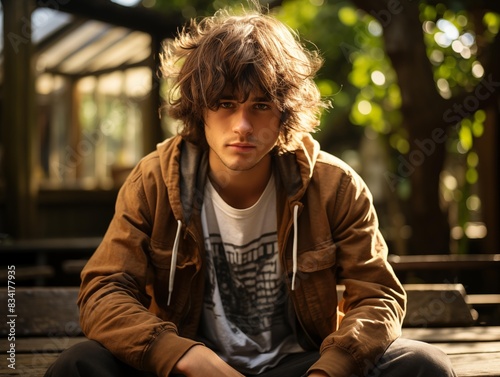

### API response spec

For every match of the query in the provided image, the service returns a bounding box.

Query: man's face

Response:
[204,91,281,175]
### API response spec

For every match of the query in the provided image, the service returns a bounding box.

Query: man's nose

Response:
[232,108,253,136]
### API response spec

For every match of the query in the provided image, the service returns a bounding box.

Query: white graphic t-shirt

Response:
[199,175,304,374]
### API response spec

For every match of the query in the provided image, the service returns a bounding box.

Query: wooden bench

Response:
[1,285,500,376]
[0,287,83,377]
[388,253,500,271]
[0,237,100,286]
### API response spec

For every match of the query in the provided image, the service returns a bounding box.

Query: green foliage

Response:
[151,0,244,20]
[420,4,498,157]
[419,4,499,249]
[274,0,399,149]
[150,0,280,20]
[276,0,499,249]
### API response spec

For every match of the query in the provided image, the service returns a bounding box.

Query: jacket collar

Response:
[158,133,320,224]
[179,140,208,223]
[274,133,319,202]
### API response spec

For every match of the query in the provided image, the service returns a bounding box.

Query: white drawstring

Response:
[291,204,299,291]
[167,220,183,306]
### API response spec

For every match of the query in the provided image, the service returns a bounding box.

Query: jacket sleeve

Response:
[308,170,406,377]
[77,164,201,376]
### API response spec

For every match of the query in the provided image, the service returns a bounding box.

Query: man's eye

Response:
[219,102,234,109]
[254,103,270,110]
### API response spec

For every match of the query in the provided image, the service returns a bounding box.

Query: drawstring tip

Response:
[167,291,172,306]
[167,219,182,307]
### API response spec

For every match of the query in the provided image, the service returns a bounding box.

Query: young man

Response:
[45,4,457,377]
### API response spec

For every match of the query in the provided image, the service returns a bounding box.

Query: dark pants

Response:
[44,337,457,377]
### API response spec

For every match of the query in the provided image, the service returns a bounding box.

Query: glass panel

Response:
[33,11,152,190]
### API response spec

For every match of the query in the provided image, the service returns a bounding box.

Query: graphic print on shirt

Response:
[204,231,287,336]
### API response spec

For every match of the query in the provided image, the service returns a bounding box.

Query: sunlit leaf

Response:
[466,168,478,184]
[467,152,479,168]
[338,6,358,26]
[484,12,500,34]
[471,121,484,138]
[458,121,473,151]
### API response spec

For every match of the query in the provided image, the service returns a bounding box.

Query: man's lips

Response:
[227,142,256,150]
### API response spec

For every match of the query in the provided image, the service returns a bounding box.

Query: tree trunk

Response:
[352,0,450,253]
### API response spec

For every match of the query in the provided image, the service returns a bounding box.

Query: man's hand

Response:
[173,345,245,377]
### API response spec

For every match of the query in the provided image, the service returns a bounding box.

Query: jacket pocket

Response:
[148,239,198,317]
[149,244,172,270]
[291,241,339,339]
[149,239,198,269]
[296,241,337,273]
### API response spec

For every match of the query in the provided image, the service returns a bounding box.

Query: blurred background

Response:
[0,0,498,299]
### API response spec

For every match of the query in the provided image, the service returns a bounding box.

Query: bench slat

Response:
[403,326,500,342]
[0,288,81,337]
[1,337,87,354]
[403,284,475,327]
[388,254,500,271]
[433,341,500,355]
[0,353,59,377]
[448,353,500,377]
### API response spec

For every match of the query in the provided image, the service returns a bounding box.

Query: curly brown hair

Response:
[160,4,330,153]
